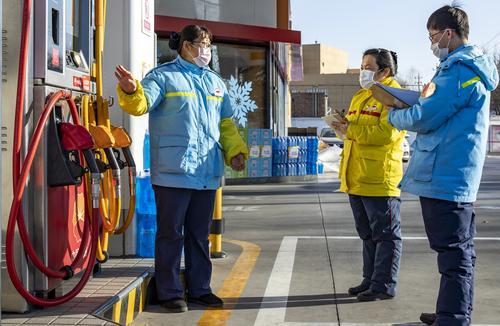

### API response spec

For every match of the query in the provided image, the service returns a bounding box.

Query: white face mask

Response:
[430,30,451,60]
[193,46,211,67]
[359,69,376,89]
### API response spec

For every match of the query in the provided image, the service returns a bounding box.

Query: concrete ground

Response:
[134,156,500,325]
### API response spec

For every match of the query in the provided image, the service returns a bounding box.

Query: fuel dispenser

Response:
[2,0,101,310]
[79,0,137,264]
[1,0,135,312]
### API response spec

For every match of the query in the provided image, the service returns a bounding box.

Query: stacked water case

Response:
[245,129,273,178]
[272,136,319,177]
[306,137,319,175]
[136,131,157,258]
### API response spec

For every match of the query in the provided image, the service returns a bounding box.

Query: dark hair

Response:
[168,25,212,54]
[427,5,469,39]
[363,48,398,76]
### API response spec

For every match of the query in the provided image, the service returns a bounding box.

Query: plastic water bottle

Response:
[143,130,150,170]
[136,170,157,258]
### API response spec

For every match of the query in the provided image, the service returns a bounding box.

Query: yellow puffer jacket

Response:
[339,77,406,197]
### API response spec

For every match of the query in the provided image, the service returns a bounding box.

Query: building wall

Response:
[291,92,328,117]
[154,0,296,136]
[291,72,360,113]
[302,44,348,75]
[155,0,277,28]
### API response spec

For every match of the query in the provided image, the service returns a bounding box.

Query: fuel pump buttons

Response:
[70,51,82,68]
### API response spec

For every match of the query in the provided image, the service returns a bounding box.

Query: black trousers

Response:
[153,185,216,300]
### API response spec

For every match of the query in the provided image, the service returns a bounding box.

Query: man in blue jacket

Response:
[387,5,499,326]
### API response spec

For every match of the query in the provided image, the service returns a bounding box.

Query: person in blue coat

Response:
[387,5,499,326]
[114,25,248,313]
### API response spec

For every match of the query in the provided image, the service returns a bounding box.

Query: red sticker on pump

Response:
[82,75,91,92]
[73,76,83,89]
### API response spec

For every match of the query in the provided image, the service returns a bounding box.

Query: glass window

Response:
[157,39,268,129]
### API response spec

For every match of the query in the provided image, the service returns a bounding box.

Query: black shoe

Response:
[420,312,436,325]
[356,289,394,302]
[348,280,371,296]
[162,298,188,313]
[188,293,224,308]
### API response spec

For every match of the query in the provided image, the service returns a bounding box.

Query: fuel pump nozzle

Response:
[60,123,102,208]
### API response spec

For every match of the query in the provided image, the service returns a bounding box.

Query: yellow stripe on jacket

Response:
[116,80,248,165]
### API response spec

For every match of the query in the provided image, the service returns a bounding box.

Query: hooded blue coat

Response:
[389,45,499,202]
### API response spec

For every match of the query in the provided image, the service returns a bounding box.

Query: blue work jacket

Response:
[389,45,499,202]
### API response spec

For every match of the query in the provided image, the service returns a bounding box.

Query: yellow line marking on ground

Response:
[197,239,261,326]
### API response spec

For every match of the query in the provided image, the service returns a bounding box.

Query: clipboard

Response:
[323,109,347,126]
[371,83,421,108]
[323,114,345,126]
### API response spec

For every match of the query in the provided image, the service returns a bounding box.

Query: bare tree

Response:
[491,52,500,115]
[396,67,424,91]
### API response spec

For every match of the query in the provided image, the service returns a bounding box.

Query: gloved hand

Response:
[230,153,246,171]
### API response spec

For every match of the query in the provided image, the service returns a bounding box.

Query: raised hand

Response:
[114,65,137,94]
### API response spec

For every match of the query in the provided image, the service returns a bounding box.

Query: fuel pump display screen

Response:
[66,0,80,54]
[65,0,89,72]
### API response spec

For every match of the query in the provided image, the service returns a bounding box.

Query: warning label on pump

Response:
[82,76,91,92]
[142,0,153,36]
[73,76,91,92]
[73,76,82,89]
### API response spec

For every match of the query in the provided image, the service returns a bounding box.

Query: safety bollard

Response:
[209,187,227,258]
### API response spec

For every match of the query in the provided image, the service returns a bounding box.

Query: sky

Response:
[290,0,500,84]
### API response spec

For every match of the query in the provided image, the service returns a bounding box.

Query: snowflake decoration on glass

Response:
[227,75,258,127]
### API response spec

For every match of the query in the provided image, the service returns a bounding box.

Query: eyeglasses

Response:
[191,41,212,49]
[428,29,453,42]
[428,30,444,42]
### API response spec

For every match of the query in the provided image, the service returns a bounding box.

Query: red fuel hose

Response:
[7,0,98,306]
[12,0,91,279]
[6,91,100,306]
[13,93,93,279]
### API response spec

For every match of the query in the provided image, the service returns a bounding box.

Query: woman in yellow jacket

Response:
[334,48,405,302]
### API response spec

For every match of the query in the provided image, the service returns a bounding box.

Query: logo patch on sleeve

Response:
[421,82,436,98]
[214,88,223,97]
